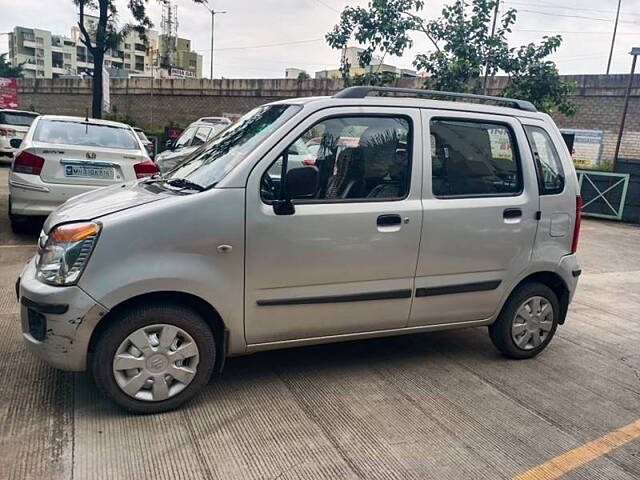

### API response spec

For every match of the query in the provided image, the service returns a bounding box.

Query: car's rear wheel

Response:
[8,199,36,234]
[489,282,559,359]
[91,303,216,414]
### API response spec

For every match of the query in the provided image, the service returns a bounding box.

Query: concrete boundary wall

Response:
[15,75,640,162]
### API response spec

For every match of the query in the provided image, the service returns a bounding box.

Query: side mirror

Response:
[272,166,319,216]
[285,166,319,198]
[9,138,22,149]
[165,139,175,150]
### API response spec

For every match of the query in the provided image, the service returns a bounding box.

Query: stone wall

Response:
[15,74,640,162]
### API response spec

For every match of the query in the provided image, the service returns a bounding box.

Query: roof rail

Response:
[333,86,537,112]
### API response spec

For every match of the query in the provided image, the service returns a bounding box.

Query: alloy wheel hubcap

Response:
[511,296,554,350]
[113,324,199,402]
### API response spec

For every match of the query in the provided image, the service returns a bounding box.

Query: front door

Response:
[244,107,423,345]
[409,110,539,326]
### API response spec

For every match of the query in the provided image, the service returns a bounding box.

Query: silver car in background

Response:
[154,117,232,173]
[8,115,156,232]
[17,87,581,414]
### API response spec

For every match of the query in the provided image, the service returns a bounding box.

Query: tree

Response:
[297,71,311,80]
[75,0,204,118]
[326,0,576,115]
[0,53,24,77]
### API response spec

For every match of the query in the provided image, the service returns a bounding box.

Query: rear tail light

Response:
[0,128,16,136]
[301,158,316,166]
[571,195,582,254]
[134,160,158,178]
[13,151,45,175]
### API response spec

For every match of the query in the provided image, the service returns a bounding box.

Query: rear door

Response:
[409,110,539,327]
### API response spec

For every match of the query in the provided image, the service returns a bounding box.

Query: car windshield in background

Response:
[135,130,150,142]
[165,104,301,188]
[34,120,139,149]
[1,112,38,127]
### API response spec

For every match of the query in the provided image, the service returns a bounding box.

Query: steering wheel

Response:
[261,173,277,201]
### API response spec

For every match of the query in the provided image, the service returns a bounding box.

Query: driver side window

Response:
[262,116,412,202]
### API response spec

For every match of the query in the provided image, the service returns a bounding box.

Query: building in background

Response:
[285,68,309,79]
[8,15,202,79]
[314,47,417,80]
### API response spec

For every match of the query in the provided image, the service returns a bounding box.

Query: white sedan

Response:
[8,115,157,233]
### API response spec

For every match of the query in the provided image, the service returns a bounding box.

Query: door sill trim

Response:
[256,289,412,306]
[245,317,493,353]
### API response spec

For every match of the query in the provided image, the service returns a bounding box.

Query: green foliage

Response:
[500,42,576,115]
[105,105,137,127]
[296,71,311,80]
[327,0,576,115]
[0,53,24,77]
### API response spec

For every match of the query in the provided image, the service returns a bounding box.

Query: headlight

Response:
[36,222,101,286]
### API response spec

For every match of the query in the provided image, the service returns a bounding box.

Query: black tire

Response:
[8,198,41,235]
[91,303,216,414]
[489,282,559,359]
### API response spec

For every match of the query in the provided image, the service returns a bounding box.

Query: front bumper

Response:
[18,258,109,371]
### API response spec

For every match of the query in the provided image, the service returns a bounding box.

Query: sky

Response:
[1,0,639,78]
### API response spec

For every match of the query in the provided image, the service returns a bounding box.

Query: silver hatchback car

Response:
[17,87,581,413]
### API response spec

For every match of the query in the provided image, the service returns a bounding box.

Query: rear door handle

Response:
[377,214,402,226]
[503,208,522,219]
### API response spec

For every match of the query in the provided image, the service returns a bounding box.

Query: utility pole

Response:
[607,0,622,74]
[202,3,227,79]
[613,48,639,169]
[483,0,500,95]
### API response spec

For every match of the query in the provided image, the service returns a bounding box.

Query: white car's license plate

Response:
[64,165,115,179]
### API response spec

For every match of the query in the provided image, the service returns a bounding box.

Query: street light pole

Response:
[202,4,227,79]
[606,0,622,75]
[613,47,639,169]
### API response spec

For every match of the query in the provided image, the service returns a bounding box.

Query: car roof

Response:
[0,108,40,115]
[270,94,546,120]
[36,115,134,128]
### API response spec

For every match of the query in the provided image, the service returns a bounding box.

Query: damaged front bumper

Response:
[18,258,109,371]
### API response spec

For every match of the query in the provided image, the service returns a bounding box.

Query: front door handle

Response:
[377,214,402,226]
[503,208,522,219]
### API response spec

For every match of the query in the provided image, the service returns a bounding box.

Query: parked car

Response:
[134,127,155,159]
[154,118,231,173]
[8,115,156,233]
[0,109,39,159]
[17,87,581,413]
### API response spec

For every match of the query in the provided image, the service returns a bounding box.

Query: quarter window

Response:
[191,127,212,146]
[525,126,565,195]
[174,127,196,148]
[430,119,522,197]
[262,116,412,202]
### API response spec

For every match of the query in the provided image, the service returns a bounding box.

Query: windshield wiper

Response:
[164,178,205,191]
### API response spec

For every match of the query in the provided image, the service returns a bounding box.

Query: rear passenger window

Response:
[430,119,522,197]
[525,126,565,195]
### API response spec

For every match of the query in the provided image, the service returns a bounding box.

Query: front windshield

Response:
[165,104,301,188]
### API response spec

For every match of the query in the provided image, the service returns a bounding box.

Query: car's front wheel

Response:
[91,303,216,414]
[489,282,559,359]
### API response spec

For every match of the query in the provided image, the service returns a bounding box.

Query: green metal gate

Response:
[576,170,630,220]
